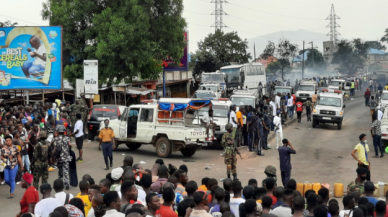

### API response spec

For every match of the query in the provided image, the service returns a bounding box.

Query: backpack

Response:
[36,141,49,162]
[54,138,63,158]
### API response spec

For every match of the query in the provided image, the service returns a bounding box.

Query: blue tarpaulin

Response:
[189,100,211,106]
[159,103,189,111]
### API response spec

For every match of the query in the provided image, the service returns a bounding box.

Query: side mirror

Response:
[118,115,122,120]
[343,105,346,108]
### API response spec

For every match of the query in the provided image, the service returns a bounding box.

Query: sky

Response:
[1,0,387,54]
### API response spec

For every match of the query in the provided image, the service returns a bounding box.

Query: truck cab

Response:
[192,90,216,99]
[273,86,293,96]
[295,82,317,102]
[328,79,350,97]
[103,98,213,158]
[312,89,345,130]
[230,89,258,111]
[198,84,224,98]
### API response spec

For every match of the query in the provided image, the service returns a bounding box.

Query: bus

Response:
[220,63,266,93]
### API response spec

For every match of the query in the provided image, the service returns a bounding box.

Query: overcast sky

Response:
[2,0,387,53]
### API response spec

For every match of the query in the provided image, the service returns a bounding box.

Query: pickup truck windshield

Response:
[274,88,291,95]
[317,97,341,107]
[198,105,229,117]
[231,97,254,106]
[299,85,315,91]
[382,93,388,100]
[330,81,342,86]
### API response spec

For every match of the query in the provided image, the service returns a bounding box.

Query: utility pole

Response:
[309,41,314,70]
[302,41,305,79]
[254,43,256,61]
[211,0,228,32]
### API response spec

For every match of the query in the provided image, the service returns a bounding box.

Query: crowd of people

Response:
[10,153,388,217]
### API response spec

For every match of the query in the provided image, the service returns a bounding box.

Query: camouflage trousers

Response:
[57,161,70,188]
[224,152,237,175]
[33,163,48,189]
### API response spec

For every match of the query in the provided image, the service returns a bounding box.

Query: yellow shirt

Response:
[354,143,369,165]
[99,127,115,142]
[236,111,243,127]
[76,193,92,216]
[198,185,208,191]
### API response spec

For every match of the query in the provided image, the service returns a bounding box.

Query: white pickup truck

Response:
[296,81,317,102]
[101,98,213,158]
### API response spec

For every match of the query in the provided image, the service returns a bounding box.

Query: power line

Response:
[0,14,43,26]
[211,0,228,32]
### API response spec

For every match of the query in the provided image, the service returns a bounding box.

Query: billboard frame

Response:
[0,25,63,90]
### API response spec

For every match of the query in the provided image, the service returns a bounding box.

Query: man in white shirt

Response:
[229,105,238,128]
[270,98,277,117]
[201,109,216,140]
[273,111,283,149]
[286,93,294,119]
[230,180,245,217]
[53,179,74,205]
[71,113,84,162]
[275,93,281,110]
[35,183,62,217]
[21,35,46,78]
[376,107,383,121]
[270,189,294,217]
[339,195,355,217]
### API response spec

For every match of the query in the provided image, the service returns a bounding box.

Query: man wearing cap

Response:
[222,123,240,180]
[351,134,371,181]
[347,167,368,195]
[99,119,115,170]
[53,125,72,190]
[19,173,39,216]
[34,183,62,217]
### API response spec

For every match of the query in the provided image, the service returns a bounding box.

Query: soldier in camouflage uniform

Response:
[262,165,278,189]
[222,123,240,180]
[69,99,80,128]
[347,167,368,195]
[32,129,50,189]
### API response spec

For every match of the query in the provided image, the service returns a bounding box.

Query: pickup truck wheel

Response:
[155,137,172,158]
[88,132,94,141]
[312,119,317,128]
[337,121,342,130]
[126,143,142,150]
[181,148,197,157]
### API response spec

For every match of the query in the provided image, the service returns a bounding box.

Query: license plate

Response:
[322,117,331,120]
[301,98,306,100]
[98,117,109,121]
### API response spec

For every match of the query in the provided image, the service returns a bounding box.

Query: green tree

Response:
[42,0,186,86]
[301,49,326,70]
[381,28,388,44]
[260,39,298,80]
[365,41,386,51]
[189,30,251,77]
[0,20,18,27]
[265,61,280,75]
[331,39,369,75]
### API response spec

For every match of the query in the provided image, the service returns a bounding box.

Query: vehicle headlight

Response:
[313,109,319,114]
[337,111,343,115]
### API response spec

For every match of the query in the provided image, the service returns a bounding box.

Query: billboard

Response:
[162,32,189,71]
[84,60,98,95]
[75,79,84,98]
[0,26,62,90]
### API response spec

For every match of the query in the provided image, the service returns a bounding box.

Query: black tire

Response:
[88,132,94,140]
[312,119,317,128]
[337,121,342,130]
[155,137,172,158]
[181,148,197,157]
[125,143,142,150]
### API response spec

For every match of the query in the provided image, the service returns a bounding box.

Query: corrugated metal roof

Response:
[368,48,388,55]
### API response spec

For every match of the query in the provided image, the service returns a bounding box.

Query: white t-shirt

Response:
[74,120,84,137]
[34,43,47,66]
[273,116,282,133]
[287,97,293,107]
[54,191,74,205]
[35,197,62,217]
[275,96,281,109]
[378,110,383,121]
[339,210,353,217]
[270,206,292,217]
[202,111,210,124]
[270,101,277,116]
[230,197,245,217]
[229,111,237,128]
[87,208,95,217]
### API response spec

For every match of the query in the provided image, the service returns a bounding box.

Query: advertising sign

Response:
[84,60,98,94]
[163,32,188,71]
[75,79,84,98]
[0,26,62,89]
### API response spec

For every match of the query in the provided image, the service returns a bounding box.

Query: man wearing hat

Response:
[35,183,62,217]
[221,123,240,180]
[347,167,368,195]
[54,125,72,190]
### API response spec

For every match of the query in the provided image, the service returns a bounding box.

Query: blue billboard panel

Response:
[0,26,62,89]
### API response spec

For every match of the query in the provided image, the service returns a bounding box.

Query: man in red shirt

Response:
[296,101,303,123]
[18,173,39,216]
[155,187,178,217]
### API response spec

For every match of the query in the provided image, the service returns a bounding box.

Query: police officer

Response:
[53,125,72,190]
[262,165,278,188]
[79,93,89,131]
[98,119,116,170]
[32,129,50,189]
[221,123,240,180]
[347,167,368,195]
[262,107,272,150]
[257,113,265,156]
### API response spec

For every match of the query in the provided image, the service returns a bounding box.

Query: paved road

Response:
[0,96,382,215]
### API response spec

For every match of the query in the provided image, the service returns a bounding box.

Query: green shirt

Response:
[347,179,365,195]
[221,132,235,154]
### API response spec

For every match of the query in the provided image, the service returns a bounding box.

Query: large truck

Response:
[295,81,317,102]
[101,98,213,157]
